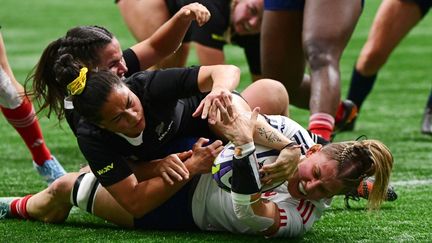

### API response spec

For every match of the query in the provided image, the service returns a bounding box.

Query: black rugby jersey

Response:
[77,66,214,186]
[165,0,261,75]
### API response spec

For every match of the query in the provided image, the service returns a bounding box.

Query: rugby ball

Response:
[212,142,284,192]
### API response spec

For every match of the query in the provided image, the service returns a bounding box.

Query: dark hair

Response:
[26,26,114,120]
[321,139,393,209]
[52,54,123,123]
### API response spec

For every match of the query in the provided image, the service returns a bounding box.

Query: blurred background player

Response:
[116,0,265,81]
[421,88,432,135]
[341,0,432,135]
[260,0,363,141]
[0,31,65,184]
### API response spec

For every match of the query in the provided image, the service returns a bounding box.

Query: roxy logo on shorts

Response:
[97,163,114,175]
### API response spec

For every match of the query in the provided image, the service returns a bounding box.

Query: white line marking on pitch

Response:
[392,179,432,187]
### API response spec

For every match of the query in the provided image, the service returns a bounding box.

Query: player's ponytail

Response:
[321,139,393,209]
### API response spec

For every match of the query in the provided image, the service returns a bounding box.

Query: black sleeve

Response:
[232,34,262,75]
[123,48,141,78]
[126,66,201,101]
[77,134,133,187]
[188,0,230,50]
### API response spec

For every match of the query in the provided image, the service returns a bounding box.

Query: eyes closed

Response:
[312,163,332,196]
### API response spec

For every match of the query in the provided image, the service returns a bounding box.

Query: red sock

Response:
[308,113,335,141]
[1,97,51,165]
[10,195,33,219]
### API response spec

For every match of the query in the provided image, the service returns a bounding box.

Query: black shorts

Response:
[231,34,261,75]
[165,0,261,75]
[403,0,432,16]
[133,176,200,231]
[264,0,364,11]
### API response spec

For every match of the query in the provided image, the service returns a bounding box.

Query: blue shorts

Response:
[264,0,364,11]
[133,176,200,230]
[264,0,304,10]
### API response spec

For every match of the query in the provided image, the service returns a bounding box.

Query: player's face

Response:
[98,37,128,79]
[231,0,263,35]
[97,85,145,137]
[287,152,343,200]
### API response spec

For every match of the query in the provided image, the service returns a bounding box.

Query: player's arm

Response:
[130,3,210,70]
[192,64,241,119]
[104,138,222,218]
[229,134,281,235]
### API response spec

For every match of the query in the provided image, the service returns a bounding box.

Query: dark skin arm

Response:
[105,138,223,218]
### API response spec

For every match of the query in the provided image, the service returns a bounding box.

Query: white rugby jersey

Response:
[192,115,331,237]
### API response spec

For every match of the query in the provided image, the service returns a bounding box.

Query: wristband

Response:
[282,141,297,150]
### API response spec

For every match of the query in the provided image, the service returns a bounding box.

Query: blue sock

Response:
[347,67,377,111]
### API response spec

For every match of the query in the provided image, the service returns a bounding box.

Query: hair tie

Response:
[67,67,88,95]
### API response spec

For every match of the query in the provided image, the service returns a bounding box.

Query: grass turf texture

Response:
[1,0,431,241]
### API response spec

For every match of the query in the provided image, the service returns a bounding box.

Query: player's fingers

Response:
[212,144,224,156]
[192,100,205,117]
[177,150,193,161]
[161,172,174,185]
[208,99,220,124]
[166,167,185,181]
[215,99,230,123]
[260,162,279,173]
[260,177,272,185]
[207,139,223,148]
[201,99,212,119]
[221,93,235,117]
[194,137,210,148]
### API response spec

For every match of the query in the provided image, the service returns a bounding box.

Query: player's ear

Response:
[306,144,322,157]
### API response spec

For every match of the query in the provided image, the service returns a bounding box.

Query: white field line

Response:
[392,179,432,187]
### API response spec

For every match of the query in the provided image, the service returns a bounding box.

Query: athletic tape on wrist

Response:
[231,146,261,194]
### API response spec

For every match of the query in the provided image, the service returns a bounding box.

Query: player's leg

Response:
[0,172,134,227]
[0,33,65,185]
[303,0,362,140]
[421,88,432,135]
[1,173,78,222]
[241,79,289,116]
[346,0,424,122]
[116,0,189,69]
[261,8,309,109]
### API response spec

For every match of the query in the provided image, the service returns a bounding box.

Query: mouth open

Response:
[298,181,307,196]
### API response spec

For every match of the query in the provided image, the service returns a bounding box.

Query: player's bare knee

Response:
[48,172,80,199]
[304,41,336,71]
[0,68,22,108]
[257,79,289,115]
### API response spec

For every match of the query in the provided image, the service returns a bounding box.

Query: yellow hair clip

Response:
[67,67,88,95]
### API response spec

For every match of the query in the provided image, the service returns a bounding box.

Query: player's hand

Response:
[192,88,232,122]
[179,2,211,26]
[260,145,301,184]
[185,138,223,175]
[157,151,192,185]
[212,92,259,146]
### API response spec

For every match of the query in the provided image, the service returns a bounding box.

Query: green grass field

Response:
[1,0,431,242]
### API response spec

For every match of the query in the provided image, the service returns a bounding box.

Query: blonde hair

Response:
[321,139,393,210]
